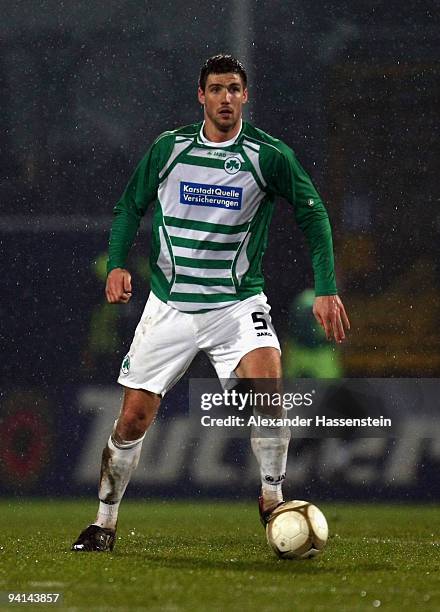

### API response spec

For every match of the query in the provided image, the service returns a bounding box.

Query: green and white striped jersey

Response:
[108,121,337,313]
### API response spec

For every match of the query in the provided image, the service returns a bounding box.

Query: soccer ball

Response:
[266,500,328,559]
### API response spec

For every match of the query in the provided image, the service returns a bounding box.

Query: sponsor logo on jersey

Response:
[307,198,315,207]
[224,156,242,174]
[180,181,242,210]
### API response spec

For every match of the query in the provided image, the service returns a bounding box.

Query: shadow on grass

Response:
[63,532,393,575]
[111,551,391,575]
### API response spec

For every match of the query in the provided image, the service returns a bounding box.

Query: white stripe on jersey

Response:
[243,140,267,188]
[172,282,236,295]
[166,224,247,243]
[157,226,173,282]
[174,265,233,279]
[158,140,194,179]
[172,246,237,261]
[234,234,251,283]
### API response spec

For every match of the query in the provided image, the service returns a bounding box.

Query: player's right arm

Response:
[106,268,132,303]
[105,141,161,303]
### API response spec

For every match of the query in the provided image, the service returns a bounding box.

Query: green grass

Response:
[0,500,439,611]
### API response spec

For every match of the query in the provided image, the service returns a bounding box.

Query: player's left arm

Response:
[263,142,350,342]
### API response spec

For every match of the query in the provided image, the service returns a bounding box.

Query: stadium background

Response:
[1,1,439,501]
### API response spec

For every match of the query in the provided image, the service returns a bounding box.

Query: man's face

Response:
[198,72,248,133]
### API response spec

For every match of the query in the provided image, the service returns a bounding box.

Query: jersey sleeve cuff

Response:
[314,289,338,297]
[107,261,126,275]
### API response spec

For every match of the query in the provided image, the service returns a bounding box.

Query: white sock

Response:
[261,484,284,509]
[94,423,146,530]
[251,411,291,512]
[94,500,121,530]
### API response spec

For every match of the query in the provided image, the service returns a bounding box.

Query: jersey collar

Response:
[197,119,243,147]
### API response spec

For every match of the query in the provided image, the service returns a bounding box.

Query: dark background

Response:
[2,0,439,387]
[0,1,439,498]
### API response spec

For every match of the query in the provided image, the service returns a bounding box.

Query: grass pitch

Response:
[0,500,439,611]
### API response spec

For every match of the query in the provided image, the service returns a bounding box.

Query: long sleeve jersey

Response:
[107,121,337,313]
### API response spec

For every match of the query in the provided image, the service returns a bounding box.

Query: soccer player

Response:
[72,54,350,551]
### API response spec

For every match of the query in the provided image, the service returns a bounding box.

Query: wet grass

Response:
[0,500,439,611]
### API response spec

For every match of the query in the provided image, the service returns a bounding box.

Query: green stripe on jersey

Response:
[170,236,239,251]
[175,256,231,269]
[174,274,234,286]
[170,292,238,303]
[164,216,249,235]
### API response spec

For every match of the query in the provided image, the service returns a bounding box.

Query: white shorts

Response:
[118,291,280,396]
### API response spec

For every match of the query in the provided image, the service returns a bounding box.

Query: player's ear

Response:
[242,88,248,104]
[198,86,205,105]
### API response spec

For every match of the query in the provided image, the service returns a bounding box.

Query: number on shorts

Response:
[251,312,268,330]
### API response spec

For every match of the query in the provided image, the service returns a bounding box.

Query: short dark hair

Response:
[199,54,247,91]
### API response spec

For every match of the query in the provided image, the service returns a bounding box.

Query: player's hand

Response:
[105,268,132,304]
[313,295,350,343]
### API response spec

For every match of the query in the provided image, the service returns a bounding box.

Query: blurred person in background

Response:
[81,253,150,380]
[283,288,343,379]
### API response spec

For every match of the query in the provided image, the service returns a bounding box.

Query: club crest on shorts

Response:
[224,156,241,174]
[121,354,130,375]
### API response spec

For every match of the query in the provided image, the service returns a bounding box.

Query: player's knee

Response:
[116,410,151,440]
[118,389,161,438]
[236,347,282,379]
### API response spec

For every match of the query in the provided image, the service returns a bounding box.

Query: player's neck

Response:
[202,118,242,143]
